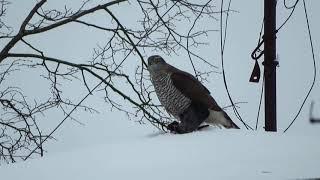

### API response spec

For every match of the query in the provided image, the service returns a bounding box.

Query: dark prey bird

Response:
[147,55,239,133]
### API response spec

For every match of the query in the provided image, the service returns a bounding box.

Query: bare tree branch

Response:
[0,0,223,163]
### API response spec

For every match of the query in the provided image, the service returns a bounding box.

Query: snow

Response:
[1,127,319,180]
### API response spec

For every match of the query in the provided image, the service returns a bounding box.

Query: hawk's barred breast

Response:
[150,72,191,117]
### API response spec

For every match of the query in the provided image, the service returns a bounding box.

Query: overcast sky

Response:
[1,0,319,154]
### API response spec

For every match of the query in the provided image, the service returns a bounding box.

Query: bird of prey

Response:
[147,55,239,133]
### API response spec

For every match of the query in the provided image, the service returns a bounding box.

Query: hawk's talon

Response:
[167,121,179,133]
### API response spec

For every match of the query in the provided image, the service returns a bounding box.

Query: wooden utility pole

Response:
[310,101,320,124]
[264,0,277,131]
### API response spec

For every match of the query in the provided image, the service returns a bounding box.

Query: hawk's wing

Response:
[170,68,222,111]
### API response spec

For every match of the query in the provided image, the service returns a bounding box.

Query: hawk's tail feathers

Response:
[205,109,240,129]
[223,111,240,129]
[228,118,240,129]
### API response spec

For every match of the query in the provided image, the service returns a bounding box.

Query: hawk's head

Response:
[147,55,166,72]
[148,55,166,66]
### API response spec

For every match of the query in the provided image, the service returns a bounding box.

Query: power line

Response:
[255,75,264,130]
[277,0,300,31]
[252,17,264,130]
[284,0,299,9]
[283,0,317,132]
[220,0,253,130]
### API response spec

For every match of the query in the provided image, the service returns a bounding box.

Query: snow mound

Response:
[1,127,319,180]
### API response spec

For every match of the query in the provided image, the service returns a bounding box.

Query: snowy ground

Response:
[1,126,319,180]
